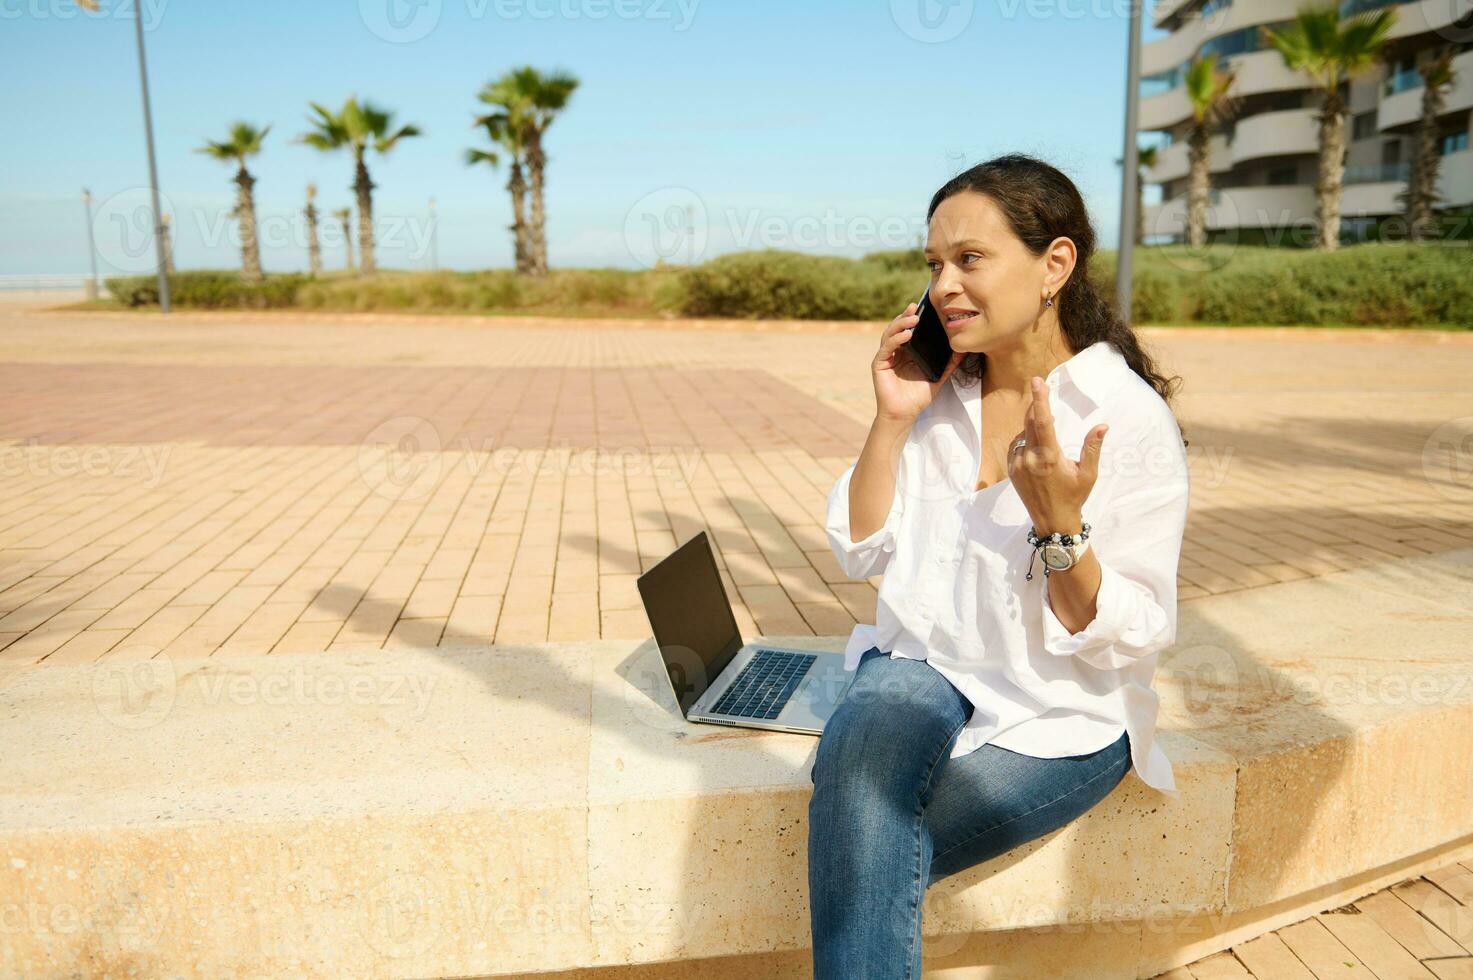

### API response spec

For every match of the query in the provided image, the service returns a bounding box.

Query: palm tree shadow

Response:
[319,477,1425,976]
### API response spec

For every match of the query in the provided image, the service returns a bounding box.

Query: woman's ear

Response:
[1043,236,1078,298]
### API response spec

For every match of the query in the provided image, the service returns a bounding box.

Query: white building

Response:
[1140,0,1473,243]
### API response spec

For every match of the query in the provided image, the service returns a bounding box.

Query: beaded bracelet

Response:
[1025,522,1092,581]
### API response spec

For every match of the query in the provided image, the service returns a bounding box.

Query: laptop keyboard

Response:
[710,649,817,719]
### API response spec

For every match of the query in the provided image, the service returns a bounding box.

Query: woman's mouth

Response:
[944,312,978,330]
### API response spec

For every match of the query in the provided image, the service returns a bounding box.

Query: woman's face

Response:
[924,190,1053,352]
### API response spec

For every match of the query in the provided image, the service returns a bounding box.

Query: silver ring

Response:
[1011,438,1027,453]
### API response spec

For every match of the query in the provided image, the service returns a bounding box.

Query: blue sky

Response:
[0,0,1165,276]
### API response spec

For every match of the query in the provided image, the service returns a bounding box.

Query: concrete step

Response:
[2,548,1471,978]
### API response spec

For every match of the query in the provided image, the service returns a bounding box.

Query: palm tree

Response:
[298,97,422,275]
[304,183,322,276]
[1184,54,1239,249]
[466,115,533,274]
[1135,145,1160,245]
[1263,4,1398,250]
[162,212,176,275]
[332,206,355,271]
[196,121,269,282]
[474,67,579,276]
[1114,145,1163,244]
[1403,45,1457,240]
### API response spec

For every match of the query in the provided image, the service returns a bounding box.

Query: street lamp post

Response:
[130,3,171,313]
[81,188,99,300]
[1115,0,1143,325]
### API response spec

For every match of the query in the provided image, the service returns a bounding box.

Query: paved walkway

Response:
[1153,856,1473,980]
[1,307,1471,670]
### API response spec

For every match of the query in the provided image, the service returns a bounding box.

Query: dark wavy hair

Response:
[927,153,1188,449]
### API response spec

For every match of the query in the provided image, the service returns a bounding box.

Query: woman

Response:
[808,153,1191,979]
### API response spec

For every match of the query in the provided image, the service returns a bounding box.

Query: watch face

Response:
[1042,543,1072,570]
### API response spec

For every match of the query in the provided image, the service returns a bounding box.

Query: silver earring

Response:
[1044,294,1053,308]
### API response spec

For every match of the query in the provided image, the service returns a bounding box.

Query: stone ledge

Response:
[1,548,1470,978]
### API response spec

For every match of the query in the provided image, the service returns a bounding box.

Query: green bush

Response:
[102,241,1471,328]
[105,270,308,309]
[678,249,919,320]
[293,267,682,318]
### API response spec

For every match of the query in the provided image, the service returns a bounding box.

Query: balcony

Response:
[1145,135,1229,184]
[1379,49,1473,132]
[1230,107,1319,164]
[1140,49,1309,130]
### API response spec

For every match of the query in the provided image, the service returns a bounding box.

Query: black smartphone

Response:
[903,286,954,383]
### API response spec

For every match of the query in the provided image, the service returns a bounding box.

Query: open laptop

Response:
[635,531,861,735]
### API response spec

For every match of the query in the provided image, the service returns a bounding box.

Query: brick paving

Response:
[1,307,1471,670]
[1149,857,1473,980]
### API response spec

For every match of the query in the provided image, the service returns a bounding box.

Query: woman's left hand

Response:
[1008,376,1107,535]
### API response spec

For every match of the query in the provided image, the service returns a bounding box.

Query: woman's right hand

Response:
[872,302,965,425]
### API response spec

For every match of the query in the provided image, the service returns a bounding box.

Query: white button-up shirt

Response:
[825,339,1190,798]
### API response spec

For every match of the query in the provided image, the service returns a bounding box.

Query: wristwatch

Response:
[1026,523,1091,580]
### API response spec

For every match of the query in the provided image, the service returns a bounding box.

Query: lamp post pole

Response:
[1115,0,1143,325]
[132,3,170,312]
[82,188,100,300]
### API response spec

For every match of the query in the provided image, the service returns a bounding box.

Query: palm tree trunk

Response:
[1186,125,1210,248]
[508,159,532,275]
[354,151,377,276]
[1314,96,1347,250]
[1406,57,1448,241]
[526,136,548,276]
[305,202,322,277]
[237,166,263,283]
[1134,168,1146,246]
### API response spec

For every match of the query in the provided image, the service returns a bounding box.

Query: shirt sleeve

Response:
[825,449,906,582]
[1039,433,1190,672]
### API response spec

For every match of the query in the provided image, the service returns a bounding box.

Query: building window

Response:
[1442,130,1469,155]
[1352,111,1378,140]
[1383,139,1402,165]
[1384,58,1422,96]
[1267,165,1298,185]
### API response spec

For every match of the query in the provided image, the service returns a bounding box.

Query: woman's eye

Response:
[963,253,980,263]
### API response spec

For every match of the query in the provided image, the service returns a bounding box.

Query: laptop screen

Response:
[635,531,745,716]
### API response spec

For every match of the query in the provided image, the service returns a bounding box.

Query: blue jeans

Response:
[808,646,1132,980]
